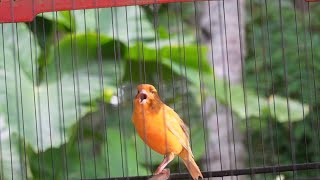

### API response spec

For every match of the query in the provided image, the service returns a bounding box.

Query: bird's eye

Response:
[137,90,140,94]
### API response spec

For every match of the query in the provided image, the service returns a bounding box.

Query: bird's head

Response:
[134,84,162,110]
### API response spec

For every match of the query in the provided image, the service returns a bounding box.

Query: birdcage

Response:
[0,0,320,179]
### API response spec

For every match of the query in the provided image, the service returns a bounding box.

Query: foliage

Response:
[0,2,312,180]
[245,0,320,179]
[0,6,210,179]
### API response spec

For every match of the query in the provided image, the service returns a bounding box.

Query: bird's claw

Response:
[160,169,170,177]
[150,169,170,180]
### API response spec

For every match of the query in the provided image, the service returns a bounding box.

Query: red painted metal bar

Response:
[0,0,201,23]
[1,0,317,23]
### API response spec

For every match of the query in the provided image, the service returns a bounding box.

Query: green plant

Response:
[245,0,320,179]
[0,3,310,180]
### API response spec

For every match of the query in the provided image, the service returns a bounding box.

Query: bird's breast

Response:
[132,108,183,155]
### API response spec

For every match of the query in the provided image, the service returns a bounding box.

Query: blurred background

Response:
[0,0,319,179]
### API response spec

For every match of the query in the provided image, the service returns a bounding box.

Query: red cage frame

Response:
[0,0,203,23]
[0,0,318,23]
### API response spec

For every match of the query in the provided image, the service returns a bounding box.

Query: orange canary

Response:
[132,84,203,180]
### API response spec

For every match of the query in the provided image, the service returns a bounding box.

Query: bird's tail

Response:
[179,149,203,180]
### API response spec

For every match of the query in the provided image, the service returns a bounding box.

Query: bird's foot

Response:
[160,169,170,177]
[150,169,170,180]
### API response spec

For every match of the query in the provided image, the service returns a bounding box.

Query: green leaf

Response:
[161,45,211,73]
[0,116,32,180]
[45,33,125,86]
[127,43,211,73]
[0,23,40,80]
[0,64,98,151]
[0,25,115,152]
[268,95,309,123]
[28,139,108,179]
[28,128,148,179]
[125,42,211,88]
[39,11,75,30]
[204,76,309,123]
[73,6,155,43]
[106,129,148,177]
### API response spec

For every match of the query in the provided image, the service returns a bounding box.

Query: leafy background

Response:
[245,0,320,179]
[0,1,318,179]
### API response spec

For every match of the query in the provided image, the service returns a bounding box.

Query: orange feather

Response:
[132,84,203,180]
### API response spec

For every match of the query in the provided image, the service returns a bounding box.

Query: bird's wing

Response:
[164,105,194,157]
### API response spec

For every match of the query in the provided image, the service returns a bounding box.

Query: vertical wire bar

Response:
[0,114,3,180]
[197,0,213,174]
[152,3,161,103]
[93,5,110,178]
[292,0,309,177]
[165,5,176,115]
[11,23,26,180]
[150,2,159,175]
[134,4,143,85]
[134,3,152,174]
[51,10,66,180]
[292,0,309,167]
[154,3,169,174]
[30,1,44,179]
[70,1,90,177]
[263,1,281,176]
[9,1,26,177]
[27,3,42,179]
[12,23,27,180]
[221,1,242,178]
[151,2,169,175]
[197,0,214,174]
[277,0,297,178]
[247,0,266,179]
[174,3,186,173]
[114,6,130,177]
[139,6,155,171]
[91,6,110,178]
[36,15,46,180]
[165,4,181,173]
[0,24,3,180]
[52,9,69,180]
[179,0,192,160]
[1,24,14,180]
[132,3,147,175]
[300,0,320,170]
[217,1,233,174]
[306,2,320,172]
[155,3,165,98]
[110,7,125,177]
[259,0,277,177]
[65,7,85,178]
[125,5,140,176]
[28,16,42,179]
[139,7,147,84]
[16,26,29,178]
[207,0,224,178]
[193,0,210,175]
[0,84,3,180]
[82,9,99,179]
[41,12,56,178]
[48,5,64,179]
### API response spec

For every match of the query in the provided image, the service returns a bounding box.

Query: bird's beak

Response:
[139,89,148,104]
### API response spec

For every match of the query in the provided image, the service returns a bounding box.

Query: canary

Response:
[132,84,203,180]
